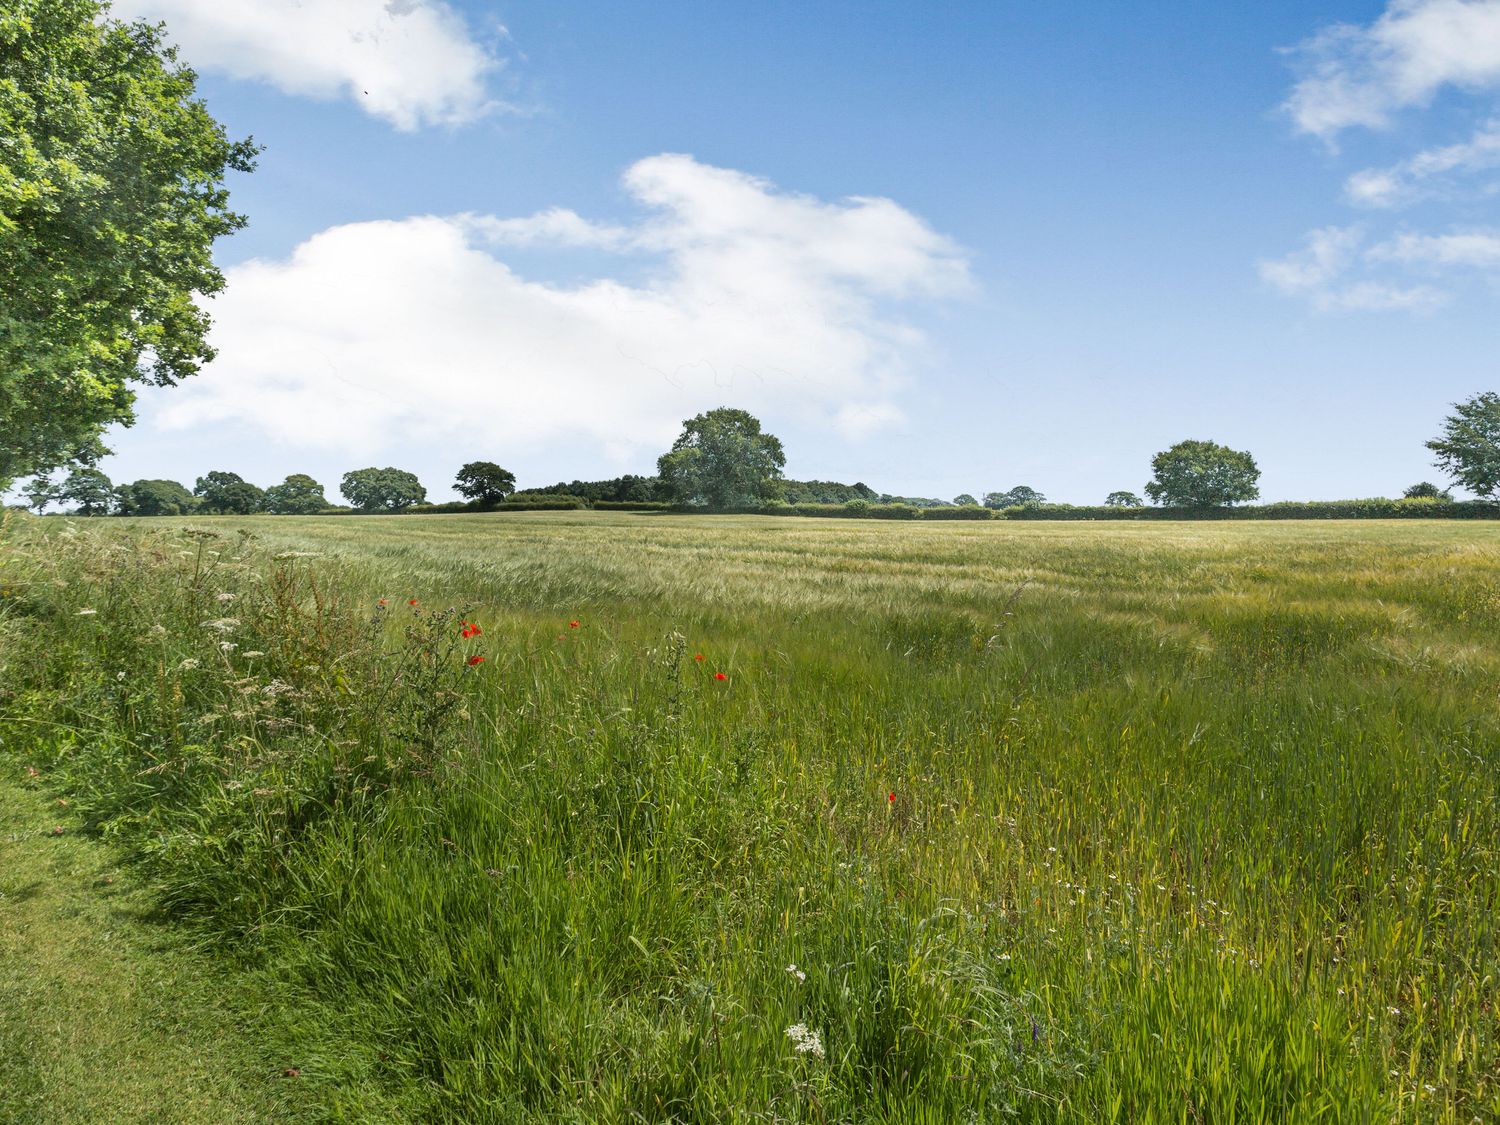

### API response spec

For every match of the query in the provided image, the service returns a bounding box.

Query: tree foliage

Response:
[195,471,264,514]
[1426,392,1500,499]
[984,486,1045,510]
[1402,481,1453,502]
[116,478,197,515]
[952,493,978,507]
[1145,440,1260,507]
[341,467,426,512]
[1105,490,1143,508]
[264,474,328,514]
[454,462,517,506]
[0,0,257,486]
[657,408,786,509]
[58,467,114,515]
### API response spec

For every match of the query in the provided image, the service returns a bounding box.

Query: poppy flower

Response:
[569,620,580,629]
[467,655,486,666]
[693,653,705,662]
[714,672,727,681]
[408,598,419,606]
[888,792,895,803]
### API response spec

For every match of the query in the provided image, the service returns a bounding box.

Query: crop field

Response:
[3,512,1499,1122]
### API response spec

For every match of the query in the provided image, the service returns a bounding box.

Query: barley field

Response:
[3,512,1498,1122]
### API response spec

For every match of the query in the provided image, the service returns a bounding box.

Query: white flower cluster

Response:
[785,963,806,983]
[784,1023,825,1060]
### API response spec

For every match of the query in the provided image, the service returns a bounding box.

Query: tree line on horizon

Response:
[15,395,1495,518]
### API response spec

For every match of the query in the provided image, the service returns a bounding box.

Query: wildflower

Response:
[694,653,705,662]
[784,1023,825,1060]
[785,964,806,982]
[569,620,580,629]
[178,658,201,672]
[998,952,1012,961]
[409,598,419,606]
[219,641,238,652]
[50,826,64,836]
[714,672,727,681]
[76,608,97,616]
[243,650,265,659]
[216,592,237,603]
[888,791,895,803]
[467,655,486,667]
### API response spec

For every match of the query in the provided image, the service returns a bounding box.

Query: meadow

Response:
[2,511,1498,1123]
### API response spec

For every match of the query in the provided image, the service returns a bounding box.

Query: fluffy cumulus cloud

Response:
[111,0,502,129]
[159,155,970,459]
[1269,2,1500,310]
[1284,0,1500,140]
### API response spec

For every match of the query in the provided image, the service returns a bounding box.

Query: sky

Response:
[78,0,1500,503]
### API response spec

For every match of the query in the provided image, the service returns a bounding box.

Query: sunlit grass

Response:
[3,512,1498,1121]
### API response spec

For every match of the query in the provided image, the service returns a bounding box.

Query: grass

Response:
[2,511,1498,1122]
[0,775,318,1123]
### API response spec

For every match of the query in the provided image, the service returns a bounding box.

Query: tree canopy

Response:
[0,0,257,486]
[657,408,786,509]
[1426,392,1500,499]
[1105,490,1143,508]
[454,462,517,506]
[264,474,329,514]
[58,467,114,515]
[1145,440,1260,507]
[984,486,1045,510]
[116,478,196,516]
[341,468,426,512]
[195,471,264,514]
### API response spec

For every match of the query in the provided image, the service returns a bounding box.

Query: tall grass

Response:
[2,511,1497,1122]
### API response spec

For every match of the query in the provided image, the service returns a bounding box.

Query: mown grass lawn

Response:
[3,512,1497,1122]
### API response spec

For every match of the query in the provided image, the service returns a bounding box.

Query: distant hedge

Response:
[1002,499,1500,520]
[592,500,673,511]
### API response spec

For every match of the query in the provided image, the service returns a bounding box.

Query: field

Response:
[3,512,1498,1122]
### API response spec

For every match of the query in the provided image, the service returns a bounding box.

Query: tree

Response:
[21,475,59,513]
[341,467,426,512]
[195,471,265,514]
[58,468,114,515]
[1145,440,1260,507]
[1403,482,1453,501]
[116,479,197,516]
[0,0,257,487]
[1426,392,1500,498]
[983,486,1046,510]
[952,493,978,507]
[657,408,786,509]
[454,462,517,506]
[264,474,329,514]
[1105,491,1144,508]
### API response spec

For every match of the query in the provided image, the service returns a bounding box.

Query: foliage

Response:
[194,471,264,515]
[340,467,426,512]
[952,493,978,507]
[1402,481,1453,501]
[116,478,198,516]
[1105,490,1143,508]
[0,0,257,486]
[983,486,1046,510]
[1145,440,1260,507]
[4,513,1498,1120]
[778,479,878,505]
[515,475,662,503]
[1426,392,1500,498]
[453,461,517,506]
[20,475,58,513]
[58,467,114,515]
[262,474,329,515]
[657,407,786,508]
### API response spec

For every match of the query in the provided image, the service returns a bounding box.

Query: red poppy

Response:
[569,620,580,629]
[693,653,705,662]
[714,671,727,681]
[408,598,419,606]
[467,655,486,666]
[888,792,895,803]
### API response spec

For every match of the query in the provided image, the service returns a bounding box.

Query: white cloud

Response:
[111,0,502,129]
[1345,119,1500,205]
[1258,226,1448,310]
[1368,228,1500,266]
[1284,0,1500,141]
[160,155,970,461]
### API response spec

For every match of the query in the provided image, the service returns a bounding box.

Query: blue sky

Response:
[89,0,1500,502]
